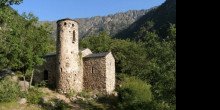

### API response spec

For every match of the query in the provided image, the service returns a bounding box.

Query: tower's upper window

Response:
[73,30,76,43]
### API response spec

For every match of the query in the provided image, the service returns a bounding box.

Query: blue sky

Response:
[12,0,166,21]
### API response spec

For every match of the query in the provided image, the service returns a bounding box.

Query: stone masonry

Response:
[56,19,83,94]
[34,18,115,94]
[34,54,56,87]
[83,52,115,94]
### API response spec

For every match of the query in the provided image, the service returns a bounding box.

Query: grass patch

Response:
[25,87,45,104]
[39,98,72,110]
[79,100,117,110]
[78,94,118,110]
[0,102,42,110]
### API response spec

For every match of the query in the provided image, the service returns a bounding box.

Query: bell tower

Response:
[56,18,82,94]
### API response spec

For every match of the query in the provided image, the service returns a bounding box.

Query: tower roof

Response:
[57,18,79,24]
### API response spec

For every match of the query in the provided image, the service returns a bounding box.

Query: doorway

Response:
[44,70,49,81]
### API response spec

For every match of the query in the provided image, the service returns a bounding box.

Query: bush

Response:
[25,87,44,104]
[0,76,22,102]
[117,75,152,110]
[37,80,48,87]
[67,90,76,98]
[55,100,71,110]
[78,89,91,98]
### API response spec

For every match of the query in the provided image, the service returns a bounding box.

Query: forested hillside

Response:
[79,0,176,109]
[41,8,156,39]
[114,0,176,40]
[80,25,176,110]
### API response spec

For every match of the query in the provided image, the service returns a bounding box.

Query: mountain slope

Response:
[114,0,176,39]
[41,8,157,39]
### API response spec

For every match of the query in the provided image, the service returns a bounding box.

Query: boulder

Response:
[76,96,85,101]
[18,81,30,91]
[0,69,15,76]
[92,94,98,99]
[40,97,49,104]
[70,97,77,102]
[48,101,56,107]
[112,91,118,97]
[0,69,18,82]
[17,98,27,104]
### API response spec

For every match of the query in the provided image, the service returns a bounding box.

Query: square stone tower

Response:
[56,19,83,94]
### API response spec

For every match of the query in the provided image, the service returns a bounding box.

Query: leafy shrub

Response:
[25,87,44,104]
[0,77,21,102]
[38,80,48,87]
[56,102,71,110]
[117,75,152,110]
[67,90,76,98]
[78,89,91,98]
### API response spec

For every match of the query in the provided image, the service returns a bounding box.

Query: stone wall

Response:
[80,48,92,57]
[105,53,116,94]
[83,57,107,93]
[34,55,56,86]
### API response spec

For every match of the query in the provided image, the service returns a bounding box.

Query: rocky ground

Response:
[39,87,82,109]
[0,70,118,110]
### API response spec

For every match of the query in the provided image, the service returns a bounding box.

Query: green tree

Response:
[110,39,147,75]
[80,31,112,53]
[0,0,23,5]
[138,25,176,109]
[0,7,53,92]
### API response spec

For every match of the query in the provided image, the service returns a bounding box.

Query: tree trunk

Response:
[23,70,28,94]
[29,69,34,89]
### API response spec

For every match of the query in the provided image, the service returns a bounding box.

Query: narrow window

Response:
[72,30,76,43]
[64,22,67,25]
[44,70,49,81]
[92,67,94,74]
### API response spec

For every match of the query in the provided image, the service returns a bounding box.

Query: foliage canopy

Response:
[0,0,23,5]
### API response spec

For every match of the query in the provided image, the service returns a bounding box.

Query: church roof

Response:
[79,48,88,52]
[41,53,56,58]
[84,52,111,58]
[41,51,111,58]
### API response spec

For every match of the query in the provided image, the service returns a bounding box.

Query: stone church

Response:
[34,19,115,94]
